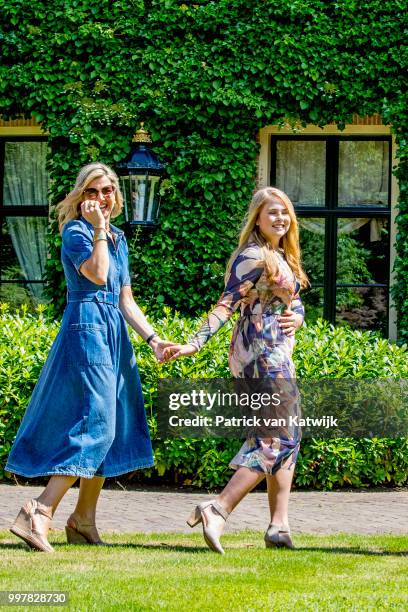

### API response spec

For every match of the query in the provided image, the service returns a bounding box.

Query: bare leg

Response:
[266,463,295,526]
[198,467,266,548]
[37,476,105,535]
[65,477,106,544]
[72,476,105,523]
[10,475,77,552]
[218,467,265,514]
[37,475,78,517]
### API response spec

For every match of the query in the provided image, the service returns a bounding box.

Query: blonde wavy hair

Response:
[56,162,124,233]
[226,187,309,289]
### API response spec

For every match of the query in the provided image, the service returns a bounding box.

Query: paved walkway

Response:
[1,484,407,535]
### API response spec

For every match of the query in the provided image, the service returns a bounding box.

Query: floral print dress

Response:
[189,243,305,474]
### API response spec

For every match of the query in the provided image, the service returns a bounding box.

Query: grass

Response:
[1,531,408,611]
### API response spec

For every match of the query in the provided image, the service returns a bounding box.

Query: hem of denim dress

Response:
[5,459,155,479]
[94,459,155,478]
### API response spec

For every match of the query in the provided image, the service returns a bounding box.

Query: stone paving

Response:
[1,484,408,535]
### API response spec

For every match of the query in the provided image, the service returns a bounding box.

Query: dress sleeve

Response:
[62,223,93,275]
[189,246,264,351]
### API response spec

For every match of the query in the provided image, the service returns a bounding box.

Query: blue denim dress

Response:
[6,216,154,478]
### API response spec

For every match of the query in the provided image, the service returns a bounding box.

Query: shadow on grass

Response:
[55,542,408,556]
[0,543,31,551]
[295,546,408,557]
[56,542,211,554]
[2,541,408,556]
[0,541,210,554]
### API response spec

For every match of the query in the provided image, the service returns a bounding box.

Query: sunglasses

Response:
[82,186,116,199]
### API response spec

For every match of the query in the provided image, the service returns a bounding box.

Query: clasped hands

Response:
[150,308,302,364]
[149,337,197,364]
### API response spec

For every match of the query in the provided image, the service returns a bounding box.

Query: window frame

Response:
[0,136,49,291]
[270,134,392,329]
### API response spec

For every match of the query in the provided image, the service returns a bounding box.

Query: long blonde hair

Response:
[56,162,124,233]
[226,187,309,288]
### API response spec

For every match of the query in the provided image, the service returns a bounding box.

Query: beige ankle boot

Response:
[264,523,294,549]
[187,499,229,554]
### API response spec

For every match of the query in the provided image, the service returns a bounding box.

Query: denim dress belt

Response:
[67,290,119,308]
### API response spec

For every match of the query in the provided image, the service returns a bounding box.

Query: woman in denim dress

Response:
[7,162,172,552]
[164,187,308,554]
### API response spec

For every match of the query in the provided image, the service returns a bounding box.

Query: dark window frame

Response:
[270,134,392,331]
[0,136,49,289]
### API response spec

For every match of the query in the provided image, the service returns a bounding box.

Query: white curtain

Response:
[276,139,389,241]
[338,141,389,207]
[276,139,389,209]
[3,142,49,300]
[6,217,48,298]
[299,218,386,242]
[276,140,326,206]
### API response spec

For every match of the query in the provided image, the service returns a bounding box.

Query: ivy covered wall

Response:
[1,0,407,339]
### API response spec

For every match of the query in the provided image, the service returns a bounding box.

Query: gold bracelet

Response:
[93,229,107,241]
[93,236,108,243]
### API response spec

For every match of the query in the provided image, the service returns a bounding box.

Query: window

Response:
[0,138,49,307]
[270,135,391,335]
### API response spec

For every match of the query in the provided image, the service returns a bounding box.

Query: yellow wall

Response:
[0,117,45,136]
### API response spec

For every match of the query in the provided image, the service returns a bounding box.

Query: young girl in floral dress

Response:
[164,187,308,554]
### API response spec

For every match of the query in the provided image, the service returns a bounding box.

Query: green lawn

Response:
[1,531,407,611]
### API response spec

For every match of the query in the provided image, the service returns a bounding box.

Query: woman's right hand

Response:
[81,200,106,228]
[162,343,198,362]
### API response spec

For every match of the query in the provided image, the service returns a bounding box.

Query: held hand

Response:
[81,200,106,228]
[162,343,198,362]
[278,308,303,337]
[150,338,178,363]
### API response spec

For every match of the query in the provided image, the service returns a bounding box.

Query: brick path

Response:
[1,484,407,534]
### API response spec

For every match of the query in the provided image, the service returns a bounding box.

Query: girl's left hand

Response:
[278,309,303,336]
[149,337,177,363]
[162,343,198,361]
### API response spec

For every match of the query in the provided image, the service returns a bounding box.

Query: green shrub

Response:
[1,304,407,489]
[294,319,408,378]
[296,437,408,489]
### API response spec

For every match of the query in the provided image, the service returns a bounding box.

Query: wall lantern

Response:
[116,123,165,227]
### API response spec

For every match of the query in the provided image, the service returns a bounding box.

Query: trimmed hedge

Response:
[1,303,408,489]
